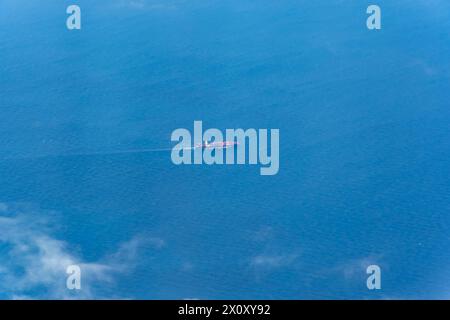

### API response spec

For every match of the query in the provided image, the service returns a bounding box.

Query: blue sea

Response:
[0,0,449,299]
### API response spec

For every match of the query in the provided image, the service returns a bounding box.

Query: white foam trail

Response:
[0,146,194,161]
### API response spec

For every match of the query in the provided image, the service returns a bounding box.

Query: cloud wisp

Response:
[0,203,149,299]
[114,0,185,10]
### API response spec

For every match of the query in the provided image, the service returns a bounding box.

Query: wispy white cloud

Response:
[250,253,299,270]
[114,0,185,10]
[0,202,160,299]
[330,254,385,280]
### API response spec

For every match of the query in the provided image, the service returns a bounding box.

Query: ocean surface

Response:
[0,0,449,299]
